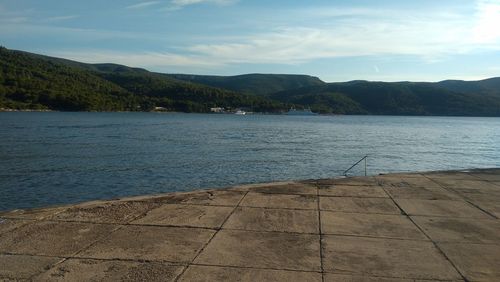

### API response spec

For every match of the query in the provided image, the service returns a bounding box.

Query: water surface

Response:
[1,112,499,211]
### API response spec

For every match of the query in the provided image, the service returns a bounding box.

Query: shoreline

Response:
[1,168,499,281]
[1,168,493,214]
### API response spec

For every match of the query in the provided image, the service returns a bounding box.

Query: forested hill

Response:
[435,78,500,96]
[166,73,325,96]
[269,80,500,116]
[0,47,286,112]
[1,46,500,116]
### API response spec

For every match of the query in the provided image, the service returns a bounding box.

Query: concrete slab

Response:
[228,181,295,192]
[131,204,233,229]
[0,207,67,220]
[377,176,442,188]
[383,186,460,200]
[78,225,214,263]
[178,265,322,282]
[0,254,60,280]
[2,169,500,281]
[322,235,461,280]
[0,218,32,235]
[248,183,317,195]
[35,259,184,282]
[134,190,245,207]
[468,168,500,174]
[324,273,413,281]
[450,188,500,203]
[321,212,427,240]
[376,172,424,178]
[319,185,388,198]
[430,179,500,190]
[240,192,317,210]
[468,173,500,182]
[395,199,491,218]
[320,197,401,214]
[0,221,115,257]
[48,201,160,224]
[468,200,500,218]
[223,207,319,233]
[439,243,500,282]
[317,176,378,186]
[412,216,500,244]
[422,171,479,180]
[194,229,321,271]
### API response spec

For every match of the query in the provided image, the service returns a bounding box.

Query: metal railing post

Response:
[343,155,368,177]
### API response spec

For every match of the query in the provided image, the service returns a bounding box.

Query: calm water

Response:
[1,112,499,211]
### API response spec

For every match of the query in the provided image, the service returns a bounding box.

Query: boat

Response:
[286,108,318,115]
[234,109,246,115]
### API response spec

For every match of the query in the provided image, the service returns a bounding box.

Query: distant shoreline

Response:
[2,110,500,118]
[0,108,54,112]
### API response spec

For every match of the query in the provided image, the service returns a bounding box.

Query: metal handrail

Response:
[343,155,368,176]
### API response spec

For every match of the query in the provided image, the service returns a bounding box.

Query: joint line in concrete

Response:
[173,190,250,282]
[315,182,325,282]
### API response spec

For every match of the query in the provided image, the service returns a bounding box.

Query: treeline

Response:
[0,47,287,112]
[2,46,500,116]
[166,73,325,96]
[269,80,500,116]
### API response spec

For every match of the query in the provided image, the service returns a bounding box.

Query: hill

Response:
[270,80,500,116]
[2,46,500,116]
[166,73,325,96]
[0,47,286,112]
[435,77,500,96]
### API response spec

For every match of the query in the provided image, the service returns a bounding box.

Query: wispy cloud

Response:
[28,1,500,74]
[44,15,79,22]
[0,16,29,24]
[126,1,161,9]
[0,23,154,41]
[2,0,499,82]
[181,2,500,65]
[163,0,236,11]
[47,50,223,69]
[171,0,235,7]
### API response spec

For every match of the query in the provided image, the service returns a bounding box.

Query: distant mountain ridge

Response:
[270,80,500,116]
[436,77,500,96]
[0,47,287,112]
[166,73,325,96]
[1,46,500,116]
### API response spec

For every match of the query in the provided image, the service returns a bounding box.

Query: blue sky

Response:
[1,0,500,82]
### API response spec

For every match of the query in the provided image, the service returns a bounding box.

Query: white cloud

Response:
[180,3,500,65]
[47,50,223,69]
[3,0,499,79]
[171,0,235,7]
[0,23,154,42]
[44,15,79,22]
[126,1,161,9]
[32,1,500,74]
[0,16,28,24]
[473,0,500,43]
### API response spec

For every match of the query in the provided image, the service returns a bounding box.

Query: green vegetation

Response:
[270,80,500,116]
[2,46,500,116]
[166,73,325,96]
[0,47,287,112]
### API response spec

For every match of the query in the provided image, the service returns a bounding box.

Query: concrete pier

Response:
[1,168,499,281]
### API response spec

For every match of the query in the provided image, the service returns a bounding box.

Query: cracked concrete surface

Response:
[1,168,499,281]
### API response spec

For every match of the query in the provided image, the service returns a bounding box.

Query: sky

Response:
[1,0,500,82]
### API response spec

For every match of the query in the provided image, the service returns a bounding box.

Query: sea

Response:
[1,112,499,211]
